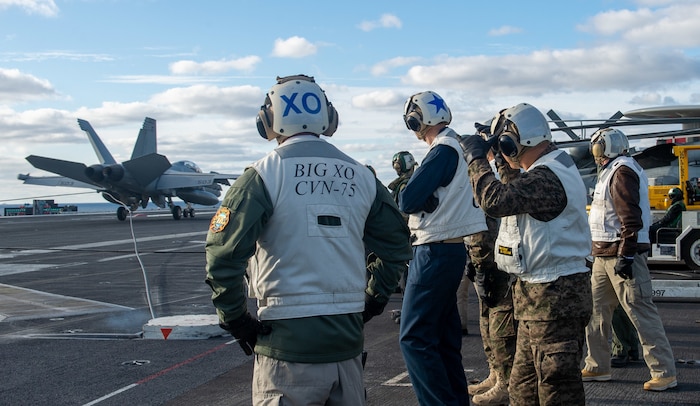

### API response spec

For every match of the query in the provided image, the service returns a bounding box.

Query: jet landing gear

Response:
[171,205,194,220]
[117,206,129,221]
[182,204,195,218]
[168,198,195,220]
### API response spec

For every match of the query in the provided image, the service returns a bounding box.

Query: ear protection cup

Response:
[590,141,604,159]
[498,133,520,158]
[322,102,338,136]
[404,111,423,132]
[256,103,274,140]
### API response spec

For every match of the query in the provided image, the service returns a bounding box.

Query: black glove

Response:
[493,151,506,167]
[423,194,439,213]
[474,269,498,308]
[466,262,476,283]
[220,312,272,356]
[362,293,386,323]
[460,134,493,165]
[614,256,635,280]
[474,122,491,136]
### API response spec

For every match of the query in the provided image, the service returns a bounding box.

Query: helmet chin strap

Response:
[593,153,607,167]
[414,127,429,141]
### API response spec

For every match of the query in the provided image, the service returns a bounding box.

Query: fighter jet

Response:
[18,117,238,221]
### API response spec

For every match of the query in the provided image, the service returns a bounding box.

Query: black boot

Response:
[611,354,630,368]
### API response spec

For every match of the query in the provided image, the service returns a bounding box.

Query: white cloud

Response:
[401,44,700,96]
[352,90,406,110]
[628,93,679,105]
[579,2,700,47]
[148,84,263,116]
[0,0,58,17]
[0,50,113,63]
[169,56,261,75]
[358,13,402,32]
[488,26,523,36]
[0,68,55,103]
[271,36,317,58]
[370,56,422,76]
[105,75,228,85]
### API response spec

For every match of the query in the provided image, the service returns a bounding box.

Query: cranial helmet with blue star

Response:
[403,91,452,129]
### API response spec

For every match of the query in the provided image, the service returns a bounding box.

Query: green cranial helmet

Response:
[668,187,683,201]
[392,151,416,175]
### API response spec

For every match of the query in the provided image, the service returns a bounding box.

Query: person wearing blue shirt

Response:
[398,91,487,405]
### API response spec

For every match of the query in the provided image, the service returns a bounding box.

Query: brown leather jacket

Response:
[591,163,650,257]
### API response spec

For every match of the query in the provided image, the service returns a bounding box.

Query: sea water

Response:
[0,202,219,216]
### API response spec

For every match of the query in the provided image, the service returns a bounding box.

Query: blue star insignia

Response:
[428,94,447,114]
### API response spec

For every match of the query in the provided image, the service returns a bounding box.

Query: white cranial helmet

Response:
[256,75,338,140]
[590,127,629,164]
[403,91,452,133]
[490,103,552,158]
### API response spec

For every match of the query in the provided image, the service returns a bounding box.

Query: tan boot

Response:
[468,371,496,396]
[472,380,509,405]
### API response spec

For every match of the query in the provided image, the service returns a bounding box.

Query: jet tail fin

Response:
[122,153,171,186]
[131,117,157,159]
[77,119,117,165]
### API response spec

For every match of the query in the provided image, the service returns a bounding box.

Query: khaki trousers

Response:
[252,353,365,405]
[583,254,676,378]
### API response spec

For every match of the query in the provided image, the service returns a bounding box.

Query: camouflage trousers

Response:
[478,278,517,383]
[509,316,589,406]
[506,272,592,405]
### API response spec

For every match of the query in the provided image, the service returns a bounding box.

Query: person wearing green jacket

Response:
[205,74,412,405]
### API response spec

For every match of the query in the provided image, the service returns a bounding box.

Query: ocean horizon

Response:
[0,201,220,216]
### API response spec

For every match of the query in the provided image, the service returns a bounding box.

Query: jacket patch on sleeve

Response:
[210,207,231,233]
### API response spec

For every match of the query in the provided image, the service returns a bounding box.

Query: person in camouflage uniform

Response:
[463,131,518,405]
[460,103,593,406]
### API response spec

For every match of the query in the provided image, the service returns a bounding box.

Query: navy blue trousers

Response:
[399,243,469,405]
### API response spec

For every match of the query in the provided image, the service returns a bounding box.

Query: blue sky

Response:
[1,0,700,204]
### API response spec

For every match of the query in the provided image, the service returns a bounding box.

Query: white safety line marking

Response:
[82,384,138,406]
[382,368,475,387]
[383,371,412,387]
[97,254,143,262]
[54,231,207,251]
[1,231,207,260]
[0,263,55,276]
[96,242,203,262]
[81,340,235,405]
[0,283,133,321]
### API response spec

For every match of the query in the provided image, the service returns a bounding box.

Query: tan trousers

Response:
[583,254,676,378]
[252,353,365,405]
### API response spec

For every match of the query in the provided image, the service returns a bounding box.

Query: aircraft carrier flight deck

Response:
[0,210,698,405]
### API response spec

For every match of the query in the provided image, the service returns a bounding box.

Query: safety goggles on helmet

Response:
[403,91,452,133]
